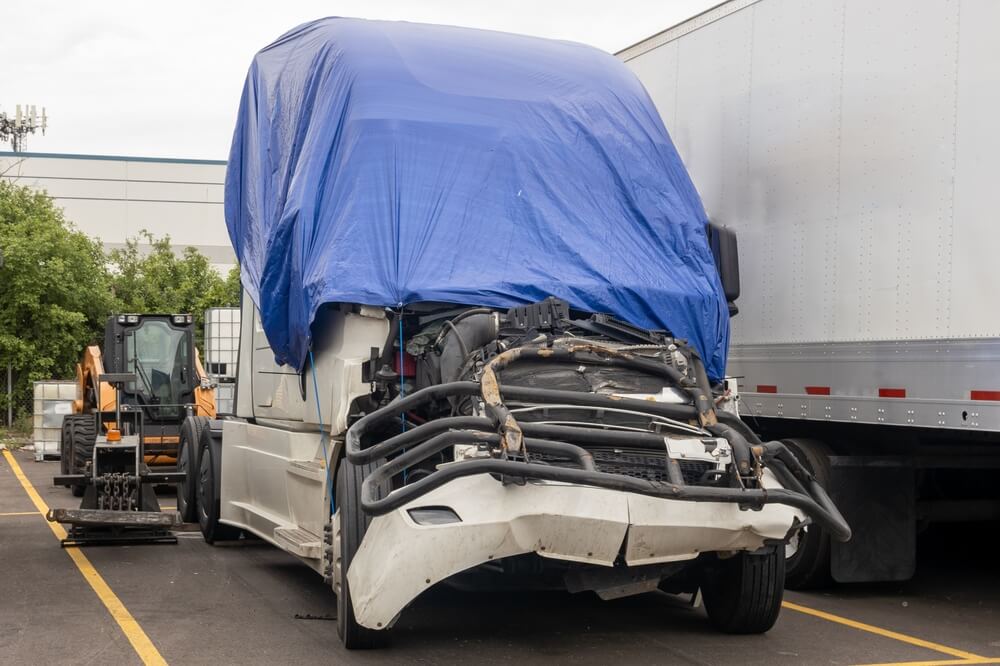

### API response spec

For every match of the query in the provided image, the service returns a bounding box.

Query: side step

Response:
[273,526,322,559]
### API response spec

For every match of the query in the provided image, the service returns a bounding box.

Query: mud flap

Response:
[829,456,915,583]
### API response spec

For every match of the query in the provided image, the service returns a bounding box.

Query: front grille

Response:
[530,446,716,485]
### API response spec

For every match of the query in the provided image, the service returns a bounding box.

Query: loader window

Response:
[124,321,191,415]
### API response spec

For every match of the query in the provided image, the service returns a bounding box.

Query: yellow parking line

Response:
[783,601,984,661]
[2,449,168,666]
[0,511,39,516]
[856,659,1000,666]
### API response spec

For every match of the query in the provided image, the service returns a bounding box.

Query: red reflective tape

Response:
[756,385,778,394]
[878,388,906,398]
[805,386,831,396]
[971,390,1000,401]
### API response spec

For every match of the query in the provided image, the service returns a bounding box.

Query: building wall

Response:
[0,151,234,271]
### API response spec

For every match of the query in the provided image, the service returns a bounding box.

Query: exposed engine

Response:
[347,298,849,538]
[335,298,850,638]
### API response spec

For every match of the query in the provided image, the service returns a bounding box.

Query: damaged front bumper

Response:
[343,375,852,630]
[347,470,801,629]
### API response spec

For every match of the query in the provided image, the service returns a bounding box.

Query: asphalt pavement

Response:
[2,447,998,665]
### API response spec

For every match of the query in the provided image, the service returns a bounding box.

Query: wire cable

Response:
[398,312,408,482]
[309,349,334,515]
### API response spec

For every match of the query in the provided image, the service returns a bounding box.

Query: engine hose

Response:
[500,385,699,421]
[716,409,765,446]
[763,456,811,496]
[350,415,493,464]
[432,308,496,346]
[346,381,482,460]
[686,350,718,426]
[759,440,851,537]
[705,422,754,478]
[439,313,499,384]
[363,429,597,492]
[360,452,853,540]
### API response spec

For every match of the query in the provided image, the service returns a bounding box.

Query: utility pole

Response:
[0,105,48,152]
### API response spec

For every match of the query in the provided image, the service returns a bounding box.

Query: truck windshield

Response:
[125,320,191,417]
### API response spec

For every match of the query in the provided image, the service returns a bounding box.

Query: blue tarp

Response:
[224,18,730,378]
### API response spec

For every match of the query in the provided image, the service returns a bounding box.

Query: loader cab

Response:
[103,314,198,423]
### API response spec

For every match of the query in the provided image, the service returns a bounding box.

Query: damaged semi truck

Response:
[192,18,849,648]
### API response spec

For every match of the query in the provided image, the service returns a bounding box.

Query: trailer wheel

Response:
[69,415,96,498]
[334,459,389,649]
[701,548,785,634]
[176,416,209,523]
[782,438,833,589]
[196,427,240,544]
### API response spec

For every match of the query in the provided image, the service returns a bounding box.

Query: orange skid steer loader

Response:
[57,314,216,500]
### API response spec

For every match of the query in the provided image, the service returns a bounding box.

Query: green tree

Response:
[108,231,240,348]
[0,180,114,422]
[0,182,240,426]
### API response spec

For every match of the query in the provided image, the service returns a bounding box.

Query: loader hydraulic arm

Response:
[74,345,116,416]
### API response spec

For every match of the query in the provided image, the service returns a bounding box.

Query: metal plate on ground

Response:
[47,508,181,528]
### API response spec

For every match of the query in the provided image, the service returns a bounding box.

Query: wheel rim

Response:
[785,525,807,560]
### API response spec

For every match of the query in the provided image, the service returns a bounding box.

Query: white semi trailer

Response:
[621,0,1000,586]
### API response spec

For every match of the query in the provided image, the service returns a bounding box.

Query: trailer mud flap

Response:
[829,456,914,583]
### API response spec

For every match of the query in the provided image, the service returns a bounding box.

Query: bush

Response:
[0,180,115,421]
[0,181,240,423]
[108,231,240,349]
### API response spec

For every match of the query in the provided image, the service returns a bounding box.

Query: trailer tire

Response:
[335,459,389,649]
[702,548,785,634]
[176,416,209,523]
[782,438,833,589]
[68,415,95,497]
[196,426,240,544]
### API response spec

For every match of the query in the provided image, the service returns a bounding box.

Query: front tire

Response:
[782,438,833,589]
[702,549,785,634]
[196,426,240,544]
[176,416,209,523]
[335,460,388,650]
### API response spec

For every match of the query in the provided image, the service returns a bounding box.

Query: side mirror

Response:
[706,222,740,316]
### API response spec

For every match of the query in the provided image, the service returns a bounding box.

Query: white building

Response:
[0,151,234,271]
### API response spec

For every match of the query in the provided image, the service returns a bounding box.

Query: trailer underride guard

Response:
[326,299,850,645]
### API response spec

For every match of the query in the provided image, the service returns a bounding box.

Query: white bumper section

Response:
[347,471,802,629]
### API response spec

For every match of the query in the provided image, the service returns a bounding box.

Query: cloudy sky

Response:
[1,1,715,160]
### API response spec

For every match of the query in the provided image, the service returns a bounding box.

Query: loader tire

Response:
[196,426,240,544]
[68,415,95,498]
[59,416,75,482]
[782,438,834,589]
[702,548,785,634]
[176,415,209,523]
[335,459,389,650]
